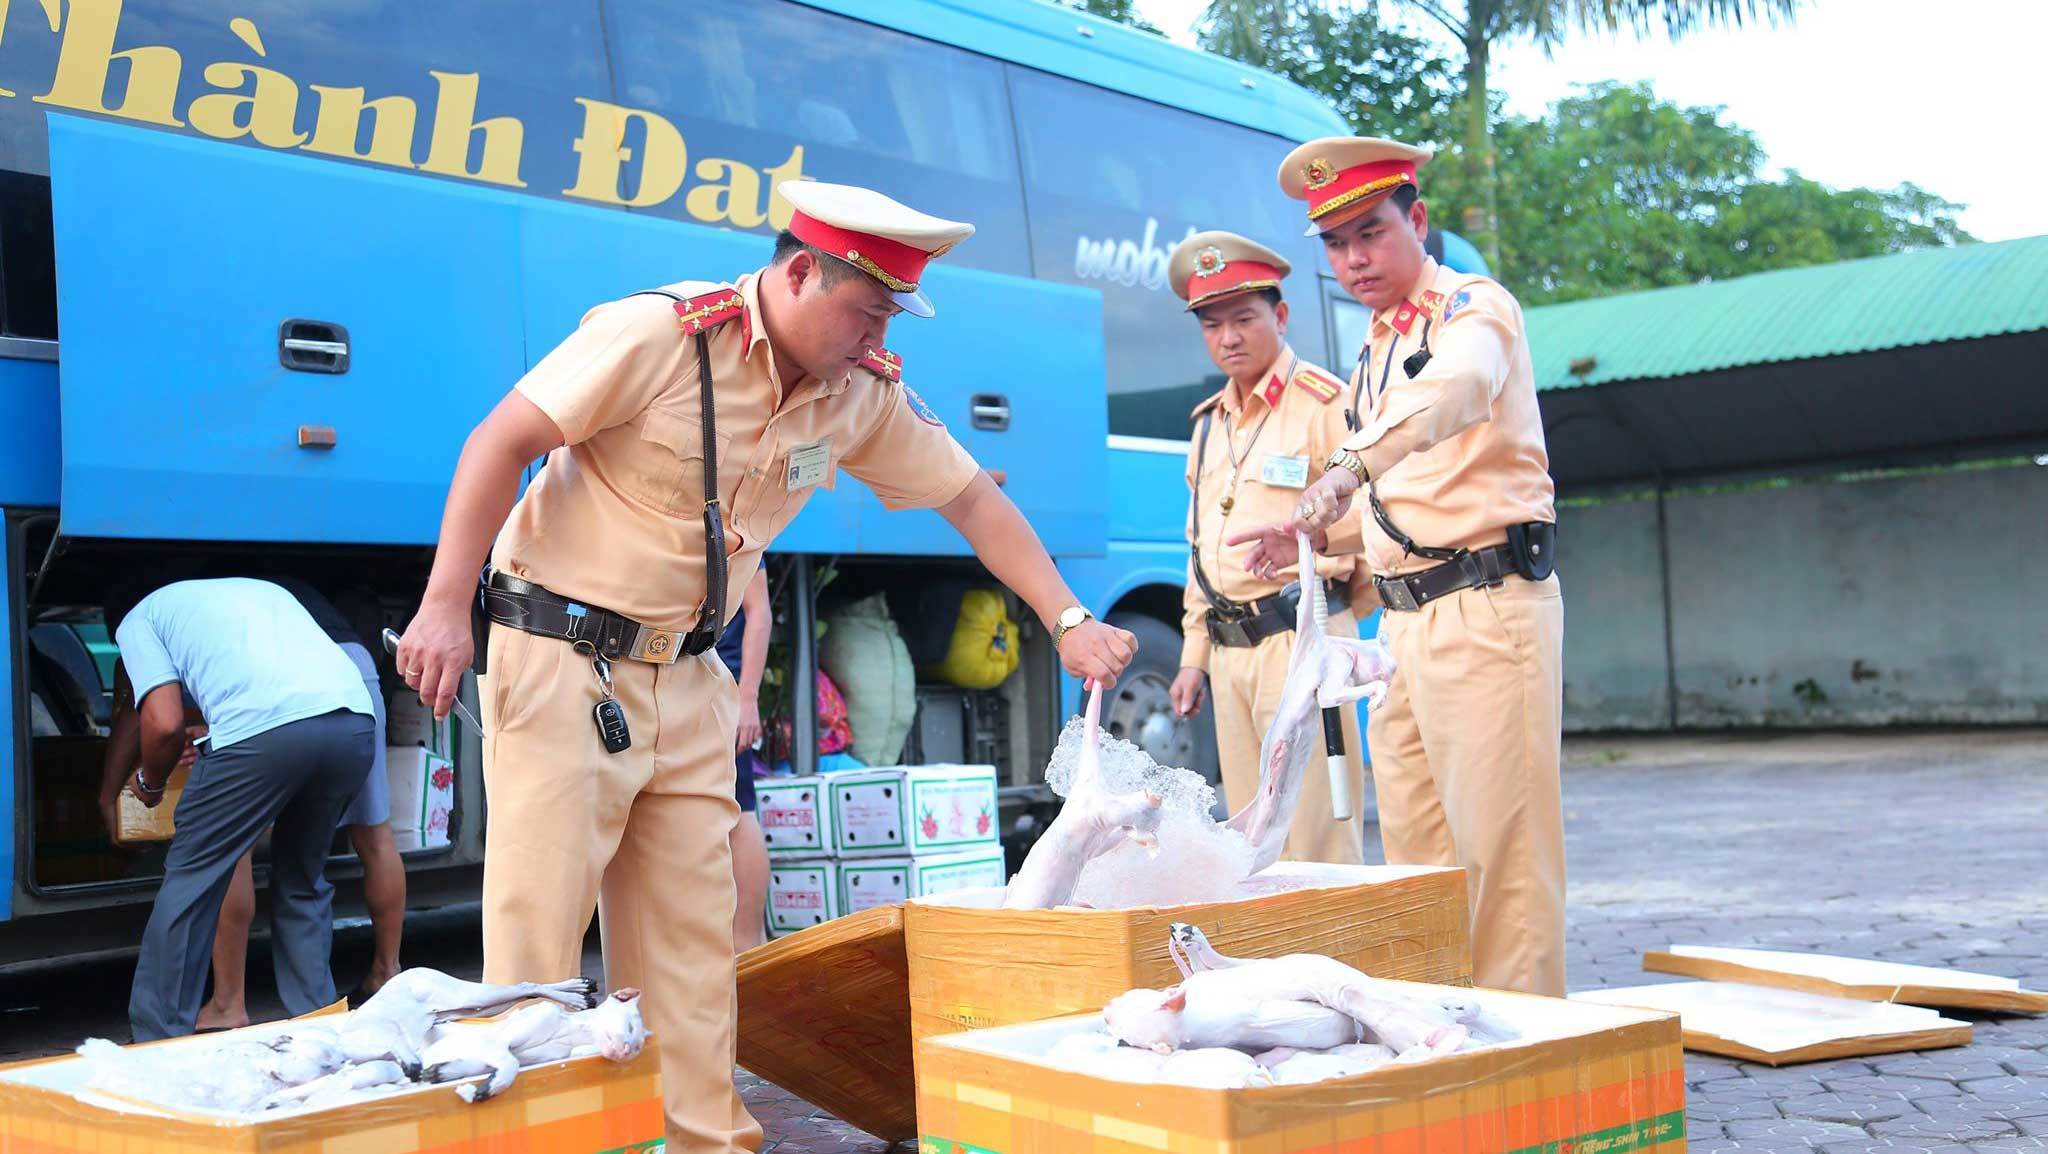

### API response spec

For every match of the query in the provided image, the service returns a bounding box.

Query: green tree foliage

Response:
[1196,0,1460,141]
[1433,82,1973,304]
[1068,4,1969,305]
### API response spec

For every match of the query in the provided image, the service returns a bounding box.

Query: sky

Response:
[1130,0,2047,242]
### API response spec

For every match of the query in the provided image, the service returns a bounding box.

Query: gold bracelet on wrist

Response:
[1327,448,1367,485]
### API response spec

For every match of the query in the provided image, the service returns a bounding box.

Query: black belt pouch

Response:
[1506,521,1558,582]
[470,580,492,677]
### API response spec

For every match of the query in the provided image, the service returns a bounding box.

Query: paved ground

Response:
[1564,730,2048,1154]
[5,730,2044,1153]
[745,729,2048,1152]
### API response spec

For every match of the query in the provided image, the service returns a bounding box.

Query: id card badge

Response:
[1260,454,1310,489]
[786,439,832,492]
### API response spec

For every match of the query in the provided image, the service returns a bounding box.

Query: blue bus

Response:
[0,0,1485,963]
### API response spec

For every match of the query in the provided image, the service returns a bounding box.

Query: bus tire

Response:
[1102,612,1224,817]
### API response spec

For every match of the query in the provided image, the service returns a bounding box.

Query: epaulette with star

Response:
[671,286,746,336]
[1291,363,1344,404]
[858,345,903,383]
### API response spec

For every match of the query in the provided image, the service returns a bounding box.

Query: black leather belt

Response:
[1206,578,1341,648]
[1373,544,1518,613]
[480,567,688,664]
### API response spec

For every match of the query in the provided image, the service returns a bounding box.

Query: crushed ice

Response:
[1044,717,1254,908]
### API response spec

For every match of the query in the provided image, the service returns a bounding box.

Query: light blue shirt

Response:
[116,578,373,752]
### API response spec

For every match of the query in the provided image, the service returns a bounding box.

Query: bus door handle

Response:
[279,319,351,374]
[970,394,1010,432]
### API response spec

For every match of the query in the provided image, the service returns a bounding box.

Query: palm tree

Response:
[1201,0,1800,272]
[1386,0,1801,269]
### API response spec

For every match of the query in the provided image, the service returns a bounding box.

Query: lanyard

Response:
[1220,351,1297,479]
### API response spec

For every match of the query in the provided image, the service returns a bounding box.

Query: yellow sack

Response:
[928,589,1020,690]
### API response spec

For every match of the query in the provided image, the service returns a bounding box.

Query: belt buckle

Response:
[629,625,683,664]
[1376,575,1420,613]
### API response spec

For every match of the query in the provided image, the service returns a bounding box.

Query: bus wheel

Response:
[1102,613,1223,817]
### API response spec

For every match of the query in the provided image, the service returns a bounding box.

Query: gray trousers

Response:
[128,709,375,1040]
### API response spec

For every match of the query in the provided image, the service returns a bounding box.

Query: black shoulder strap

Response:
[1343,335,1369,434]
[687,331,727,654]
[1369,485,1460,563]
[631,290,727,653]
[1187,411,1236,612]
[1354,317,1461,563]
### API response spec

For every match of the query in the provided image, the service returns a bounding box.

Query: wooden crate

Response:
[906,863,1471,1044]
[736,863,1470,1145]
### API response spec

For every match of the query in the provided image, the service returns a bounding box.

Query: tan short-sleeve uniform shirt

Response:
[1179,344,1359,670]
[1330,258,1555,577]
[495,271,982,629]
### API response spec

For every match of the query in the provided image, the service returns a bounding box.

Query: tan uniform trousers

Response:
[479,624,762,1153]
[1211,607,1368,865]
[1368,573,1566,996]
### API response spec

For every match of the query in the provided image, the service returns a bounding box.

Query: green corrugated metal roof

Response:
[1525,235,2048,392]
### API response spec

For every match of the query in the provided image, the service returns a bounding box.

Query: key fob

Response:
[593,697,631,754]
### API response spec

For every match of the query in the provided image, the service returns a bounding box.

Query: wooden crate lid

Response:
[1646,945,2048,1014]
[735,904,915,1142]
[1575,980,1972,1065]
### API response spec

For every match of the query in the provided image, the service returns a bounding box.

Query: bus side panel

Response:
[1107,440,1192,545]
[48,116,527,544]
[840,267,1108,559]
[0,357,59,508]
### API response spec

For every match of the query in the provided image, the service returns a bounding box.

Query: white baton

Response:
[1302,532,1354,822]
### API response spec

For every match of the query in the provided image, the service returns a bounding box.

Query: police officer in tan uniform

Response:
[1164,230,1367,865]
[1233,139,1566,996]
[395,181,1136,1151]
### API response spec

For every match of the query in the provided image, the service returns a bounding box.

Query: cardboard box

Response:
[113,761,189,844]
[391,827,449,853]
[766,860,841,937]
[840,848,1009,915]
[48,730,185,846]
[1575,980,1972,1065]
[0,1016,662,1153]
[755,775,832,858]
[828,764,999,857]
[736,861,1471,1144]
[385,688,453,758]
[915,986,1686,1154]
[387,746,454,850]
